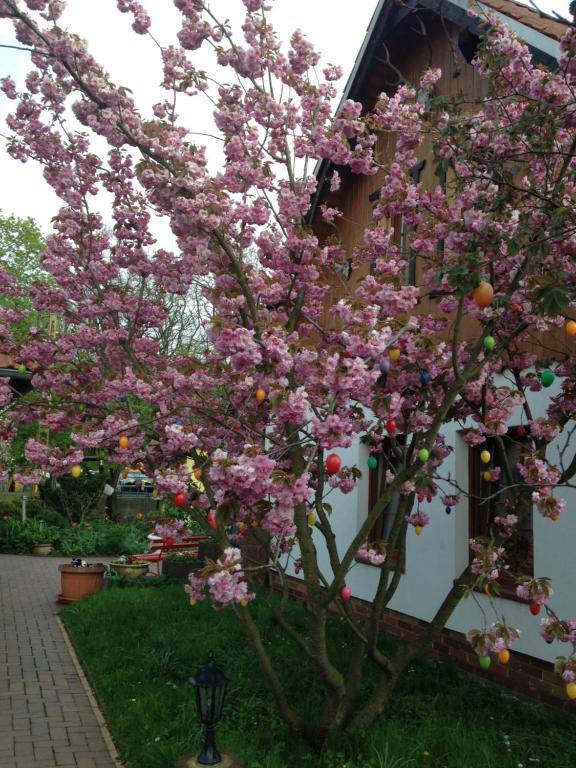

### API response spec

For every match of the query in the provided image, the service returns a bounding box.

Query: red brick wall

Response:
[270,574,571,712]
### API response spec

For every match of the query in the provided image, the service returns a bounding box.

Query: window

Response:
[368,160,425,287]
[469,428,533,577]
[367,437,406,569]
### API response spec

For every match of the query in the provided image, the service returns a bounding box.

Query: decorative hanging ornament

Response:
[325,453,342,475]
[118,436,129,449]
[529,603,541,616]
[483,471,492,482]
[565,320,576,336]
[255,387,267,403]
[516,425,527,438]
[307,513,317,526]
[414,526,423,535]
[480,450,491,464]
[484,335,495,351]
[473,281,494,308]
[70,464,82,479]
[240,598,249,607]
[479,655,491,670]
[420,371,430,386]
[378,357,391,374]
[208,511,218,529]
[540,369,555,388]
[341,586,352,601]
[418,448,430,463]
[193,469,203,481]
[367,455,378,470]
[189,598,197,607]
[498,649,510,665]
[388,348,400,361]
[566,682,576,700]
[174,492,186,508]
[385,419,397,435]
[17,363,26,374]
[175,418,184,426]
[445,506,451,515]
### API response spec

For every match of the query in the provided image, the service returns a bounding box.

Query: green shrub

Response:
[0,518,60,551]
[53,521,148,557]
[39,474,106,524]
[0,499,22,519]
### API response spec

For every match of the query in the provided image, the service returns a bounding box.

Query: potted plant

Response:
[162,550,203,581]
[110,554,150,580]
[58,558,106,604]
[26,519,56,556]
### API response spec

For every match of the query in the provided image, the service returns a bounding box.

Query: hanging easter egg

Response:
[565,320,576,336]
[420,371,430,386]
[385,419,397,435]
[483,471,492,482]
[341,586,352,601]
[189,598,197,607]
[367,455,378,470]
[255,387,267,403]
[445,506,451,515]
[480,450,491,464]
[193,469,203,481]
[378,357,391,374]
[307,513,317,526]
[208,511,218,529]
[17,363,26,374]
[70,464,82,479]
[473,281,494,308]
[516,425,526,438]
[550,512,560,521]
[479,655,491,670]
[484,335,495,351]
[240,598,249,607]
[175,418,184,426]
[174,492,186,508]
[414,526,423,535]
[118,436,129,449]
[498,649,510,665]
[483,583,491,596]
[389,348,401,361]
[529,603,541,616]
[566,682,576,700]
[540,369,555,388]
[417,493,424,503]
[418,448,430,463]
[325,453,341,475]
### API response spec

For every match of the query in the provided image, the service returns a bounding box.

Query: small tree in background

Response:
[0,0,575,745]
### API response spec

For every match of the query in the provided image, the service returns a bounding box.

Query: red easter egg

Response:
[325,453,342,475]
[386,419,396,435]
[516,426,526,438]
[174,492,186,507]
[341,586,352,601]
[529,603,541,616]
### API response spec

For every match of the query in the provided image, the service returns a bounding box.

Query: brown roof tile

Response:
[477,0,569,42]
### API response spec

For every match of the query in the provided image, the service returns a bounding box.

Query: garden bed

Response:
[61,584,576,768]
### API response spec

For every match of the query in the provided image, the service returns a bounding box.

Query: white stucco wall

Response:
[295,372,575,663]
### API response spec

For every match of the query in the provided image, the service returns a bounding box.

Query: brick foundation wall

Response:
[270,573,572,712]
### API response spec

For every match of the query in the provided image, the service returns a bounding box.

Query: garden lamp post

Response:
[189,652,230,766]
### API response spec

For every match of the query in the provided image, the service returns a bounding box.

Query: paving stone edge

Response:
[56,615,125,768]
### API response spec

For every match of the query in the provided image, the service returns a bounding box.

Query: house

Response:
[298,0,574,707]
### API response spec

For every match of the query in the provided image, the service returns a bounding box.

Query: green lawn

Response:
[61,583,575,768]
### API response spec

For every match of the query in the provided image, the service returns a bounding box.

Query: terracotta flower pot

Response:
[58,564,106,604]
[32,543,53,556]
[110,561,150,580]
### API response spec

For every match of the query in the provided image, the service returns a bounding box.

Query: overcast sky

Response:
[0,0,571,236]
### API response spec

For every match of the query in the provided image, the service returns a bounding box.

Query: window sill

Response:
[357,549,405,573]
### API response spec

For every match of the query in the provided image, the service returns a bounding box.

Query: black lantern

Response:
[189,652,231,765]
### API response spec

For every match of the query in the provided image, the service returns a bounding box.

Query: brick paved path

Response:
[0,554,117,768]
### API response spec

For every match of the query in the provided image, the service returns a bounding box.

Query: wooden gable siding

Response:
[314,12,569,361]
